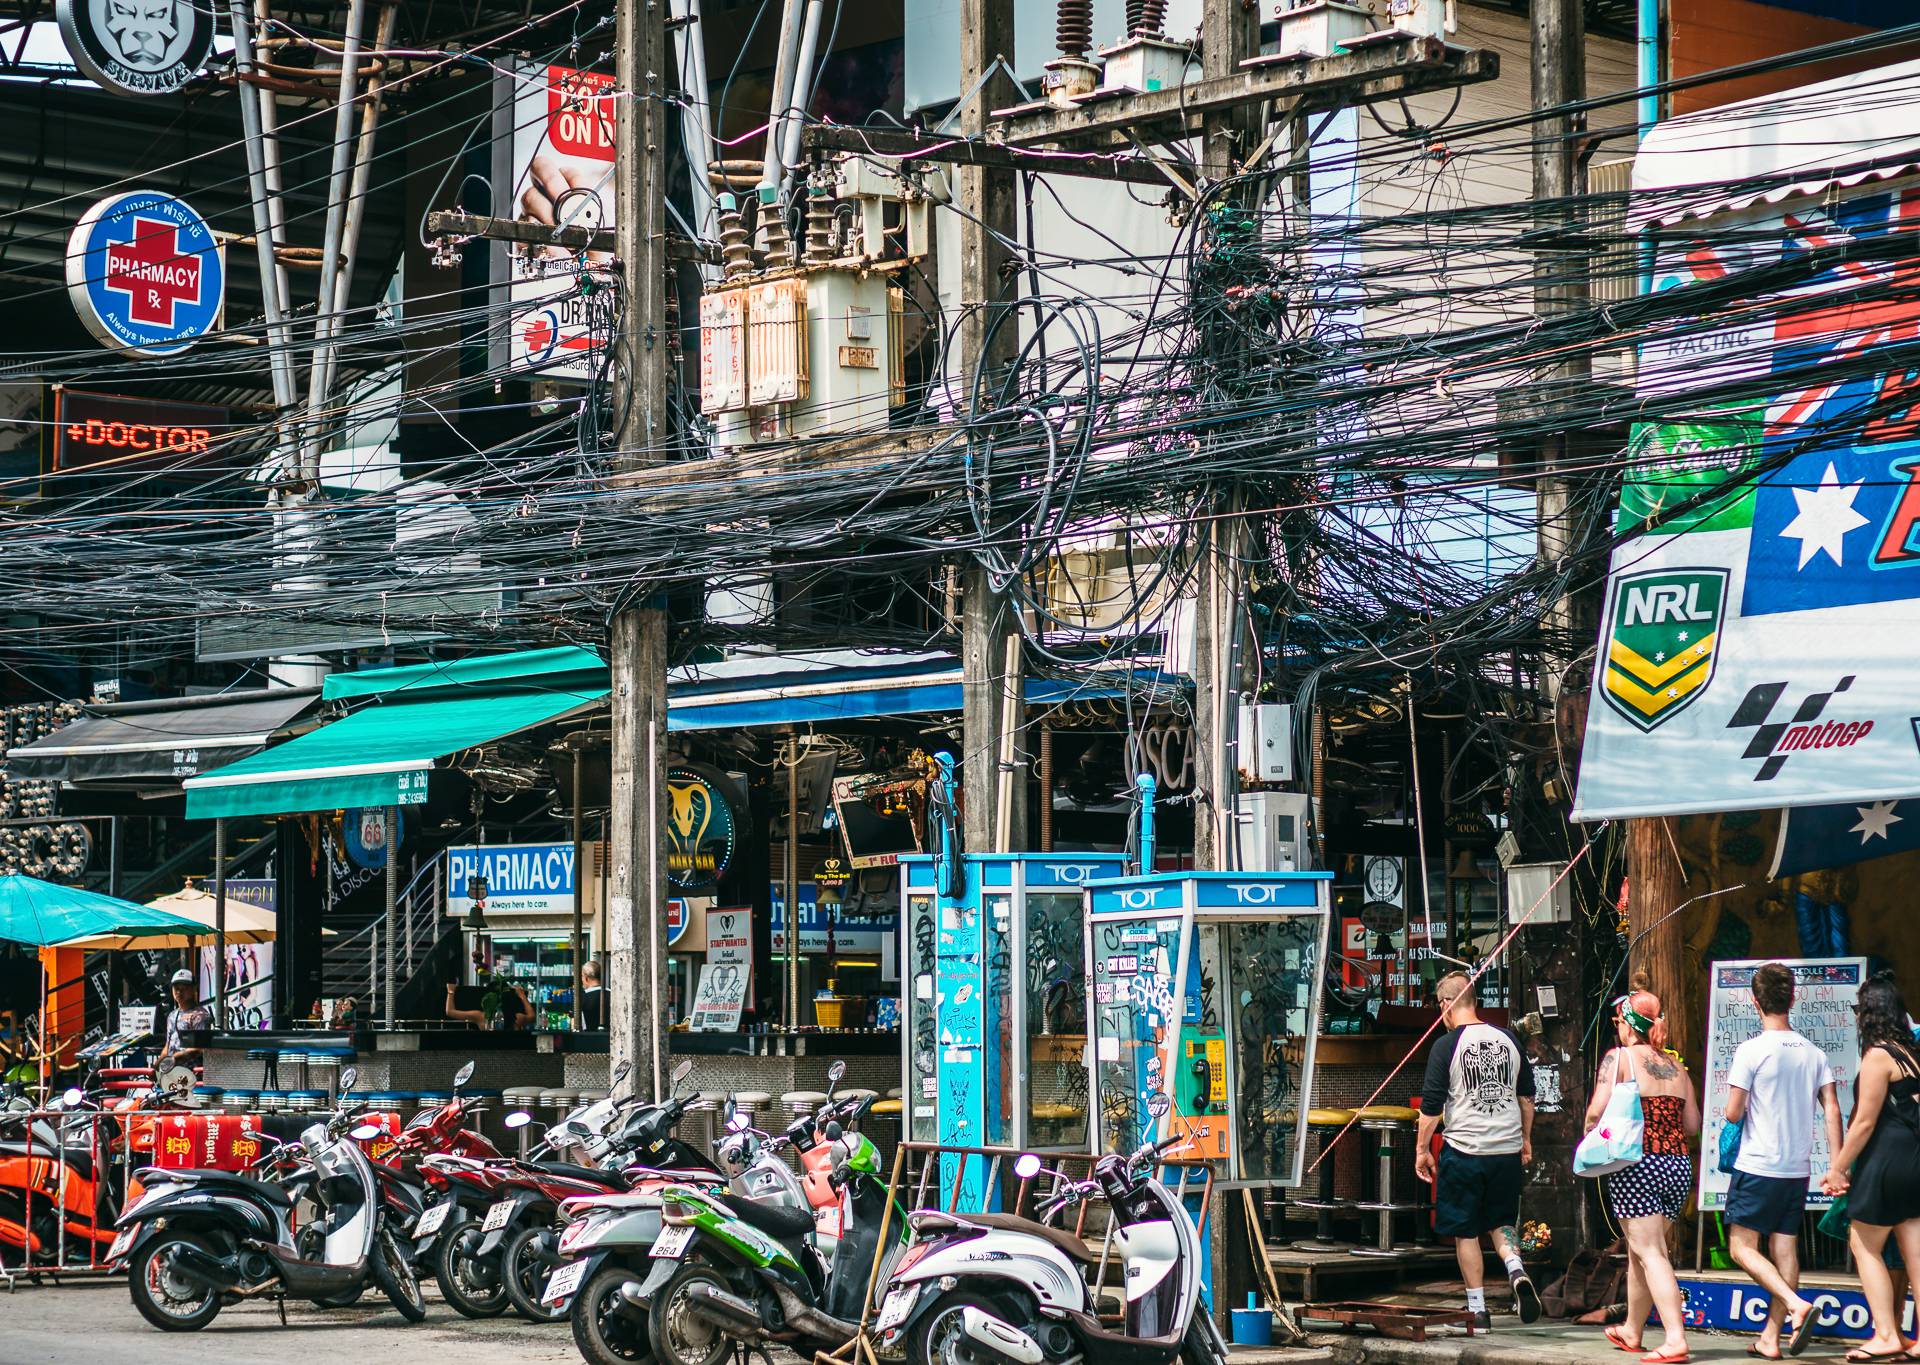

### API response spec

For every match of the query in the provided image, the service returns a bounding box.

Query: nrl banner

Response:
[1574,188,1920,821]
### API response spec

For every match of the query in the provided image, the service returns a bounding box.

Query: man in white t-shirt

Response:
[1723,961,1843,1358]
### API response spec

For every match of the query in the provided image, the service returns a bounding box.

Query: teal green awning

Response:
[0,875,206,948]
[182,649,609,819]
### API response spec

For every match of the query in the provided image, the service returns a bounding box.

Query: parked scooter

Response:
[639,1069,905,1365]
[872,1092,1230,1365]
[0,1073,185,1265]
[110,1066,427,1331]
[491,1059,722,1323]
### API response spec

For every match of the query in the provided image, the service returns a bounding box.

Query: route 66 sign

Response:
[57,0,215,96]
[67,191,225,355]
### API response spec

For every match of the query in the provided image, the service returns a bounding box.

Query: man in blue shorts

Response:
[1725,961,1842,1358]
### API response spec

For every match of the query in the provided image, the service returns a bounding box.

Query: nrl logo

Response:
[1602,568,1729,732]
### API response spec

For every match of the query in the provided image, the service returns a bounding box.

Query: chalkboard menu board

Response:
[1697,956,1866,1212]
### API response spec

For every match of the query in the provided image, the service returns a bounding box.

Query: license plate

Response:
[415,1203,450,1238]
[875,1285,918,1332]
[483,1199,515,1232]
[650,1224,693,1259]
[543,1259,588,1306]
[107,1228,133,1262]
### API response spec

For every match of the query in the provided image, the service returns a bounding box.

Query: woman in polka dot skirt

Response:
[1587,990,1701,1365]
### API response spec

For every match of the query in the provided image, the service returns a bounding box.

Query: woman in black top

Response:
[1821,972,1920,1362]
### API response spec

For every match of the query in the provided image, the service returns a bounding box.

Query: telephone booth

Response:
[1084,870,1333,1185]
[900,852,1131,1208]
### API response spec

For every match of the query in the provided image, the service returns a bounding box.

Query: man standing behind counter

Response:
[1415,970,1542,1331]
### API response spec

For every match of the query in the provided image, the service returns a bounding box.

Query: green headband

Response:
[1615,995,1657,1036]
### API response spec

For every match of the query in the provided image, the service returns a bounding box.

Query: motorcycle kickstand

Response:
[276,1294,288,1326]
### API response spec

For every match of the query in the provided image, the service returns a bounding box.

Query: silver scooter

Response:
[111,1067,426,1331]
[873,1092,1229,1365]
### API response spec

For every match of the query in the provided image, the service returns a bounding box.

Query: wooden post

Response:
[213,817,228,1031]
[1627,818,1691,1057]
[608,0,672,1101]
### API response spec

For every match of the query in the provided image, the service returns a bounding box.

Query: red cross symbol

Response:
[103,216,202,327]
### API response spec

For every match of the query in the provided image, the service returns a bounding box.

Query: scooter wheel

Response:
[371,1225,428,1323]
[128,1232,224,1333]
[501,1223,568,1323]
[436,1225,510,1318]
[913,1290,1013,1365]
[571,1263,657,1365]
[649,1262,736,1365]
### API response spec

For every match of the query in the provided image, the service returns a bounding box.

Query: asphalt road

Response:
[0,1276,589,1364]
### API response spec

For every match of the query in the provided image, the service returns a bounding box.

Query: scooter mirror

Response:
[671,1059,694,1091]
[726,1111,751,1134]
[504,1110,534,1130]
[827,1060,846,1086]
[454,1061,476,1089]
[1146,1091,1171,1118]
[340,1066,358,1093]
[349,1123,382,1141]
[611,1059,632,1087]
[1013,1153,1042,1180]
[62,1087,85,1108]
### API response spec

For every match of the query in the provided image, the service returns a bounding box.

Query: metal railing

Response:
[321,853,445,1021]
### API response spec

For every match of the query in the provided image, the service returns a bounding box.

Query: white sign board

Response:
[689,962,749,1032]
[447,843,576,917]
[1698,956,1865,1211]
[491,61,617,380]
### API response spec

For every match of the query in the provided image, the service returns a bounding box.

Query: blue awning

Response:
[666,650,1160,731]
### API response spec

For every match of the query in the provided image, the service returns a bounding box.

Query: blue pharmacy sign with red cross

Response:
[66,191,225,356]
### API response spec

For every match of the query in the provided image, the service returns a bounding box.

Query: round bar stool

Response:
[1289,1108,1358,1250]
[1351,1105,1421,1258]
[1406,1097,1437,1245]
[783,1090,828,1125]
[247,1046,279,1090]
[503,1086,544,1156]
[733,1091,772,1131]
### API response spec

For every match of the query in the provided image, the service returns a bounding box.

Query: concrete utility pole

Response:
[1190,0,1263,873]
[608,0,672,1101]
[1526,0,1595,1262]
[957,0,1024,855]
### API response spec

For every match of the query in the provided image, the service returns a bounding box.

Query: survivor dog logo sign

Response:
[66,191,225,356]
[56,0,214,96]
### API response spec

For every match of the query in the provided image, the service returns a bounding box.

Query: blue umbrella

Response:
[0,874,207,948]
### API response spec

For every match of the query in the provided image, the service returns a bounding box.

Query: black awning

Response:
[8,687,321,787]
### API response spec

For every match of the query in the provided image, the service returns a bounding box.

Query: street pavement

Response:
[0,1277,588,1364]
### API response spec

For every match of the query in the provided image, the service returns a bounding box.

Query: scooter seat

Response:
[716,1192,816,1240]
[0,1141,91,1179]
[909,1210,1100,1265]
[151,1169,295,1207]
[531,1161,625,1189]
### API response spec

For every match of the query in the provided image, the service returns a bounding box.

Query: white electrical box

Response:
[1275,1,1379,58]
[792,270,897,440]
[1234,702,1295,784]
[1505,861,1572,925]
[1388,0,1456,40]
[1234,791,1314,872]
[1097,34,1192,94]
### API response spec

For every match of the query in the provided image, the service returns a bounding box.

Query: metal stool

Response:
[783,1089,828,1122]
[733,1090,772,1133]
[1351,1105,1421,1258]
[503,1086,544,1156]
[1289,1108,1358,1250]
[247,1046,279,1090]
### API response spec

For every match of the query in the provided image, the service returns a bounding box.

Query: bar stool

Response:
[247,1046,279,1090]
[732,1091,772,1136]
[1289,1108,1357,1251]
[783,1090,828,1123]
[503,1086,544,1155]
[1351,1105,1421,1258]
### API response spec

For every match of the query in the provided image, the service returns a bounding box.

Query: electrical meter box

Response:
[1084,870,1333,1185]
[901,852,1131,1208]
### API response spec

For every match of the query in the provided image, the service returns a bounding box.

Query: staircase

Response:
[320,854,452,1022]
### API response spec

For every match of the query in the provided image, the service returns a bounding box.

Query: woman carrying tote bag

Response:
[1585,991,1702,1365]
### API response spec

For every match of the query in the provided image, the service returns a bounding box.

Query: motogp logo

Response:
[1726,675,1873,781]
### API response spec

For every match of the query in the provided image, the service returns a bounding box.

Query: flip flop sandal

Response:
[1789,1308,1820,1357]
[1844,1352,1912,1362]
[1640,1350,1690,1364]
[1747,1346,1783,1360]
[1607,1327,1642,1352]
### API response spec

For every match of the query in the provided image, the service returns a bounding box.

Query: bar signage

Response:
[448,842,577,917]
[53,388,228,473]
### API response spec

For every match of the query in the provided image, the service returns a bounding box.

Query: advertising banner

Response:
[770,881,899,953]
[1576,188,1920,820]
[491,61,617,381]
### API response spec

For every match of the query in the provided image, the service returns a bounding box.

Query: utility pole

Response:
[608,0,672,1101]
[1190,0,1262,873]
[957,0,1023,855]
[1527,0,1595,1260]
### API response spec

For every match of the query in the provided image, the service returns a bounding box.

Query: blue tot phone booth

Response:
[900,851,1131,1210]
[1083,870,1334,1187]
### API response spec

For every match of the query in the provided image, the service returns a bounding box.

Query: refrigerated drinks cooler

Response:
[1086,870,1333,1186]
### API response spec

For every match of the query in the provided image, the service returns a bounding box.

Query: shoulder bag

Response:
[1575,1047,1645,1178]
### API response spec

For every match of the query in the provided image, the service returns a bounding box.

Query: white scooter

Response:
[872,1092,1229,1365]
